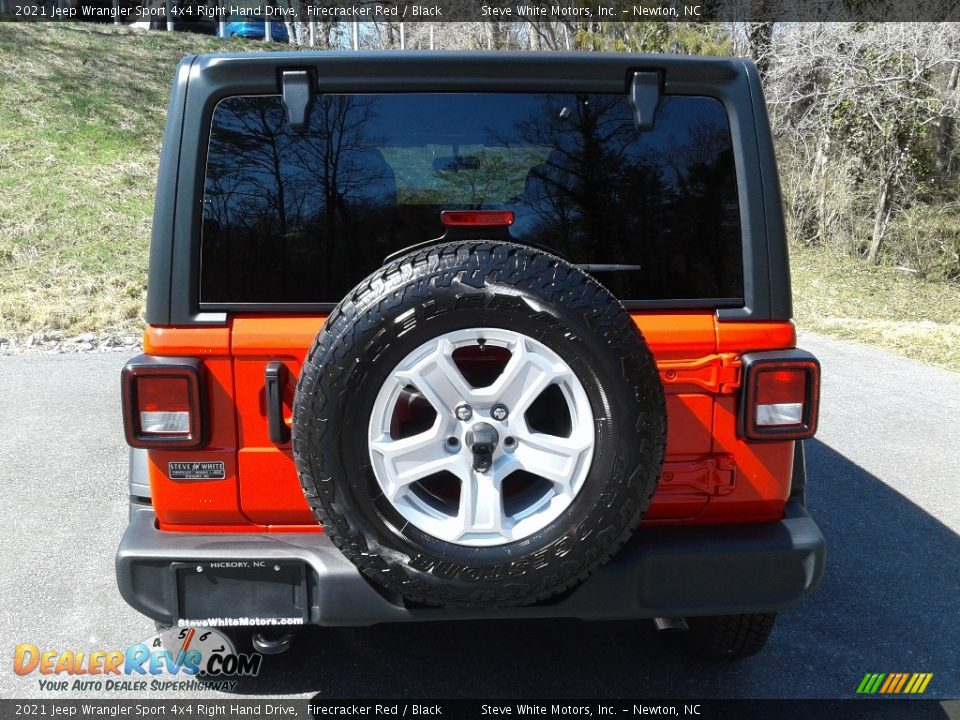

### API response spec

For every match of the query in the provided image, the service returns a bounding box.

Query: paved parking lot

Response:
[1,333,957,700]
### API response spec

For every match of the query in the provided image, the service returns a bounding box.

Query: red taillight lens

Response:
[740,352,819,441]
[755,369,808,427]
[122,356,206,448]
[440,210,514,227]
[136,376,192,435]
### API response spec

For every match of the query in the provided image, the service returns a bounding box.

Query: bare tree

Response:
[936,64,959,175]
[766,23,960,263]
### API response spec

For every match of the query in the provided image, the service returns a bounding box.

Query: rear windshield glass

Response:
[200,92,743,306]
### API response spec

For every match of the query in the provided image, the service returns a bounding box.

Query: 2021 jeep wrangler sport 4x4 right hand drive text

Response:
[116,52,825,661]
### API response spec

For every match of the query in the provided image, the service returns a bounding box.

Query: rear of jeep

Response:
[116,52,825,660]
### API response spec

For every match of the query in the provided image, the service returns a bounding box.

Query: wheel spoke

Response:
[510,428,593,497]
[395,338,475,416]
[457,469,508,540]
[487,339,569,415]
[370,426,457,499]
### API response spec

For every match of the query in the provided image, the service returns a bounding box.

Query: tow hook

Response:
[252,631,295,655]
[465,422,499,472]
[653,617,689,632]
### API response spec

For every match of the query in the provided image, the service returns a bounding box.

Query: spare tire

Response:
[292,241,665,608]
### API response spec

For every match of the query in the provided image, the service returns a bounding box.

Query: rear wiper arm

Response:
[576,264,643,272]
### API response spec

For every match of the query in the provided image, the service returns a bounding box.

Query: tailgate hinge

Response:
[658,353,741,394]
[659,456,736,497]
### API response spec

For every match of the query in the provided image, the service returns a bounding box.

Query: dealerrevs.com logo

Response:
[13,627,261,692]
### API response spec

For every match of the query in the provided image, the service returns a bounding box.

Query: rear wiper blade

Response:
[575,264,643,272]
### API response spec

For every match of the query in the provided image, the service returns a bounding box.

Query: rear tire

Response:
[682,613,777,661]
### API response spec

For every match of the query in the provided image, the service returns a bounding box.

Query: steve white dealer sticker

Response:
[169,461,226,480]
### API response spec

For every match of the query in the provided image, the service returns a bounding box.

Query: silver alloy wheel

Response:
[368,328,595,547]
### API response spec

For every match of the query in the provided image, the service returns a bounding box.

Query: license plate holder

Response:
[171,560,308,625]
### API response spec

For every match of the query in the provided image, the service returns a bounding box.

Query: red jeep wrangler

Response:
[117,52,825,661]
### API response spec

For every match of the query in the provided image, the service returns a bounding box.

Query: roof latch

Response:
[281,70,315,133]
[628,71,661,131]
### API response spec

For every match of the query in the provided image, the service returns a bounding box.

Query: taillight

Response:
[122,356,207,448]
[739,350,820,441]
[440,210,514,227]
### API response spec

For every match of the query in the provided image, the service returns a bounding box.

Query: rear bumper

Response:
[116,501,826,627]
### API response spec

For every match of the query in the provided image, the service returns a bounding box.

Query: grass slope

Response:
[1,24,958,371]
[791,244,960,372]
[0,23,249,337]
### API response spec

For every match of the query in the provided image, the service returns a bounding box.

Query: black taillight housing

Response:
[738,350,820,441]
[121,355,207,449]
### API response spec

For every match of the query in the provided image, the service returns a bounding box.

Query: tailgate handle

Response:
[265,362,290,445]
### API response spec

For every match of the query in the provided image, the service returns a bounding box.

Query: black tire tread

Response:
[683,613,777,661]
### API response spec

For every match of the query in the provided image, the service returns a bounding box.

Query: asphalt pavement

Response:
[1,333,958,701]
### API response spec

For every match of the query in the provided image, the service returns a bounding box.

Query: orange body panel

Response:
[716,321,797,353]
[144,327,247,526]
[231,317,324,525]
[144,314,797,532]
[633,313,716,359]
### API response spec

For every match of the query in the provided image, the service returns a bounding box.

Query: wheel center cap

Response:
[464,422,499,473]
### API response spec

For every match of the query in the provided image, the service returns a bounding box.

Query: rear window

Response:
[200,92,743,306]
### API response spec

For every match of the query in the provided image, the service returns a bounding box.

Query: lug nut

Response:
[455,404,473,421]
[491,404,509,421]
[445,436,461,451]
[503,436,517,451]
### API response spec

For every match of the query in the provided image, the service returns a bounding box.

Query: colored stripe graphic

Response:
[893,673,909,693]
[857,673,886,694]
[879,674,896,693]
[857,673,932,694]
[906,673,934,694]
[881,673,907,693]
